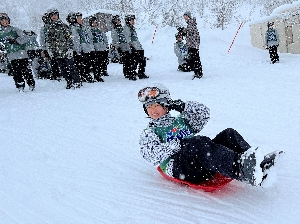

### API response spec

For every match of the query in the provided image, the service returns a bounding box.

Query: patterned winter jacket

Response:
[265,28,280,48]
[139,101,210,177]
[70,23,94,54]
[183,17,200,49]
[47,20,73,58]
[174,41,188,65]
[0,25,29,61]
[123,25,143,51]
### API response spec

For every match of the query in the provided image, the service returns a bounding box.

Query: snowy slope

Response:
[0,22,299,224]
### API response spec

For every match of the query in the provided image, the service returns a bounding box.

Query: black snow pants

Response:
[11,58,35,89]
[91,50,108,80]
[131,48,146,75]
[171,128,251,184]
[56,58,81,86]
[187,48,203,75]
[121,50,135,78]
[73,52,93,82]
[268,45,279,63]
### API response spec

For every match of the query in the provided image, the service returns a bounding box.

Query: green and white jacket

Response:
[0,25,29,61]
[123,24,143,51]
[139,101,210,176]
[70,23,94,54]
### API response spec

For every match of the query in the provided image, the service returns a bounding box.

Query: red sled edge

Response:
[157,166,233,192]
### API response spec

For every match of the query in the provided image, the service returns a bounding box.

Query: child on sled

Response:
[138,84,280,186]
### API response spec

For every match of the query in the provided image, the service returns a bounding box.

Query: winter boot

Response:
[238,147,264,186]
[66,82,73,89]
[138,73,149,79]
[29,85,35,91]
[260,151,283,173]
[259,150,284,182]
[18,87,25,92]
[192,72,203,79]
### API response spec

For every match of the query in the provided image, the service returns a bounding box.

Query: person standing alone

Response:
[265,22,279,64]
[178,11,203,79]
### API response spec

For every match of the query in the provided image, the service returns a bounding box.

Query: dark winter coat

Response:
[183,18,200,49]
[47,20,73,58]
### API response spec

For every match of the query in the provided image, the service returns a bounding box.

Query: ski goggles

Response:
[138,87,160,102]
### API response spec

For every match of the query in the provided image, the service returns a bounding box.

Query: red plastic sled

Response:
[157,166,233,192]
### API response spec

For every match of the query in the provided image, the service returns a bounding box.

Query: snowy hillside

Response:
[0,22,299,224]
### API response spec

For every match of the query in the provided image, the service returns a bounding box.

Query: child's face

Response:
[146,103,168,120]
[0,19,9,27]
[50,13,58,21]
[177,36,182,42]
[77,16,83,24]
[92,21,98,27]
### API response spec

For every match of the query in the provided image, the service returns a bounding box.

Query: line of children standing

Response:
[1,11,150,92]
[111,14,149,80]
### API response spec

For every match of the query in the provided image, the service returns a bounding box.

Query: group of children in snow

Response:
[138,83,283,189]
[0,10,150,92]
[0,10,207,92]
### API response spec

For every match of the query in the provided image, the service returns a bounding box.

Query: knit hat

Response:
[47,8,59,20]
[112,15,120,24]
[267,21,274,28]
[175,32,183,39]
[184,11,192,18]
[138,84,171,113]
[66,12,76,24]
[0,13,10,23]
[125,14,135,25]
[89,16,97,26]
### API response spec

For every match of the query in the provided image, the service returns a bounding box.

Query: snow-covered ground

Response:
[0,21,299,224]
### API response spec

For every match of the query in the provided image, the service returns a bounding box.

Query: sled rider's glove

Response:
[168,99,186,113]
[8,38,16,44]
[176,26,184,32]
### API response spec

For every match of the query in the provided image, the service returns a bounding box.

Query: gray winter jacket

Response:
[174,41,188,65]
[90,26,108,51]
[70,24,95,54]
[139,101,210,177]
[0,25,29,61]
[40,25,49,51]
[265,28,280,47]
[111,25,131,53]
[183,17,200,49]
[123,25,143,50]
